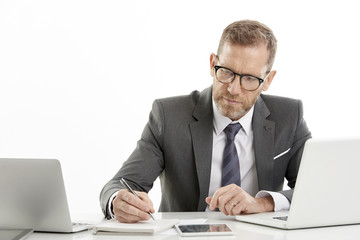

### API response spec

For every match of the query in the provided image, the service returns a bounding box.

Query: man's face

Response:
[210,42,275,120]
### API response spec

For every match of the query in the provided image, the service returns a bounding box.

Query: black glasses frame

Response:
[214,65,265,91]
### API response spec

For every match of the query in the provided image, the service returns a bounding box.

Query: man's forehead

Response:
[217,43,269,75]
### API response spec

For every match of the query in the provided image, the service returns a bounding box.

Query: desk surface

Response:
[27,212,360,240]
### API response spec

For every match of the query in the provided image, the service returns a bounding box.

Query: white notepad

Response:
[93,219,179,234]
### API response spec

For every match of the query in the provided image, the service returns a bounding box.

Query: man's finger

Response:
[137,191,155,212]
[115,207,150,223]
[209,186,229,210]
[118,190,151,212]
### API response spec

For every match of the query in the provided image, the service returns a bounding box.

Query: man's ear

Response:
[210,53,216,77]
[262,70,276,91]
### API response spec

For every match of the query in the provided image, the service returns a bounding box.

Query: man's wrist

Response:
[257,195,275,212]
[256,190,290,212]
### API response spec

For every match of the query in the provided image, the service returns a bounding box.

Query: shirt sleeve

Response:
[107,191,119,219]
[255,190,290,211]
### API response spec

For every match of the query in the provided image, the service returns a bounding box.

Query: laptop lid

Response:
[236,138,360,229]
[0,158,74,232]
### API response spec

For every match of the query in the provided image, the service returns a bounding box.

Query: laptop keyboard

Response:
[273,216,288,221]
[72,222,90,227]
[72,222,93,231]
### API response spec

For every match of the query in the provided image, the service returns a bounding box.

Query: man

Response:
[100,19,311,223]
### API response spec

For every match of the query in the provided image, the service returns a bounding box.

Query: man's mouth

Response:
[223,97,240,105]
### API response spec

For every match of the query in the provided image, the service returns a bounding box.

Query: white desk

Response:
[27,212,360,240]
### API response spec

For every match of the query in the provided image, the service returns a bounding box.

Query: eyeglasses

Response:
[214,65,267,91]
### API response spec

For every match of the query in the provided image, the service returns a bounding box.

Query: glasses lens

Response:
[216,67,234,83]
[241,76,260,90]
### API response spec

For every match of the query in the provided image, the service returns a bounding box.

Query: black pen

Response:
[119,178,155,220]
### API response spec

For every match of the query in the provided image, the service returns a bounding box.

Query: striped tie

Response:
[221,123,242,187]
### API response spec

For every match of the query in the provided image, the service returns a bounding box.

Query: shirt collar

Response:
[212,98,254,136]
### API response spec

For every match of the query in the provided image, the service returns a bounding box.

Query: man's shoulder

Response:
[260,94,302,110]
[156,90,200,105]
[258,94,303,122]
[154,87,211,108]
[260,94,300,104]
[259,94,304,119]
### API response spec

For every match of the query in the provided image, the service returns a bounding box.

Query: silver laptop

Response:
[0,229,33,240]
[0,158,93,232]
[236,138,360,229]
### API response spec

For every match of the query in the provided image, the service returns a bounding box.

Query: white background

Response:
[1,0,360,215]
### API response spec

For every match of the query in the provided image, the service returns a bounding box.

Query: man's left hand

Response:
[205,184,275,216]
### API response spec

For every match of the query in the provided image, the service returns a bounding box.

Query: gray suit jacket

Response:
[100,86,311,218]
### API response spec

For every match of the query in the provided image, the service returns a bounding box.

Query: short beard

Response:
[214,97,249,120]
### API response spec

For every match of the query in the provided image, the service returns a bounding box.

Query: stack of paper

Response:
[93,219,179,234]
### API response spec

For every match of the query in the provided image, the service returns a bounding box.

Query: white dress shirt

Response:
[207,99,290,212]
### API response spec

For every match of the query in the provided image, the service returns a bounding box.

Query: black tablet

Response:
[175,224,234,236]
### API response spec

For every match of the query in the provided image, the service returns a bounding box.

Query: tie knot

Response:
[224,123,242,141]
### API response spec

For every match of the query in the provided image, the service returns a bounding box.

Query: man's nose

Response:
[227,76,242,95]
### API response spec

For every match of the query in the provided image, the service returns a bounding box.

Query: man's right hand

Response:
[112,189,155,223]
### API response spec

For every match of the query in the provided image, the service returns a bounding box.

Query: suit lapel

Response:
[253,95,275,191]
[189,87,213,211]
